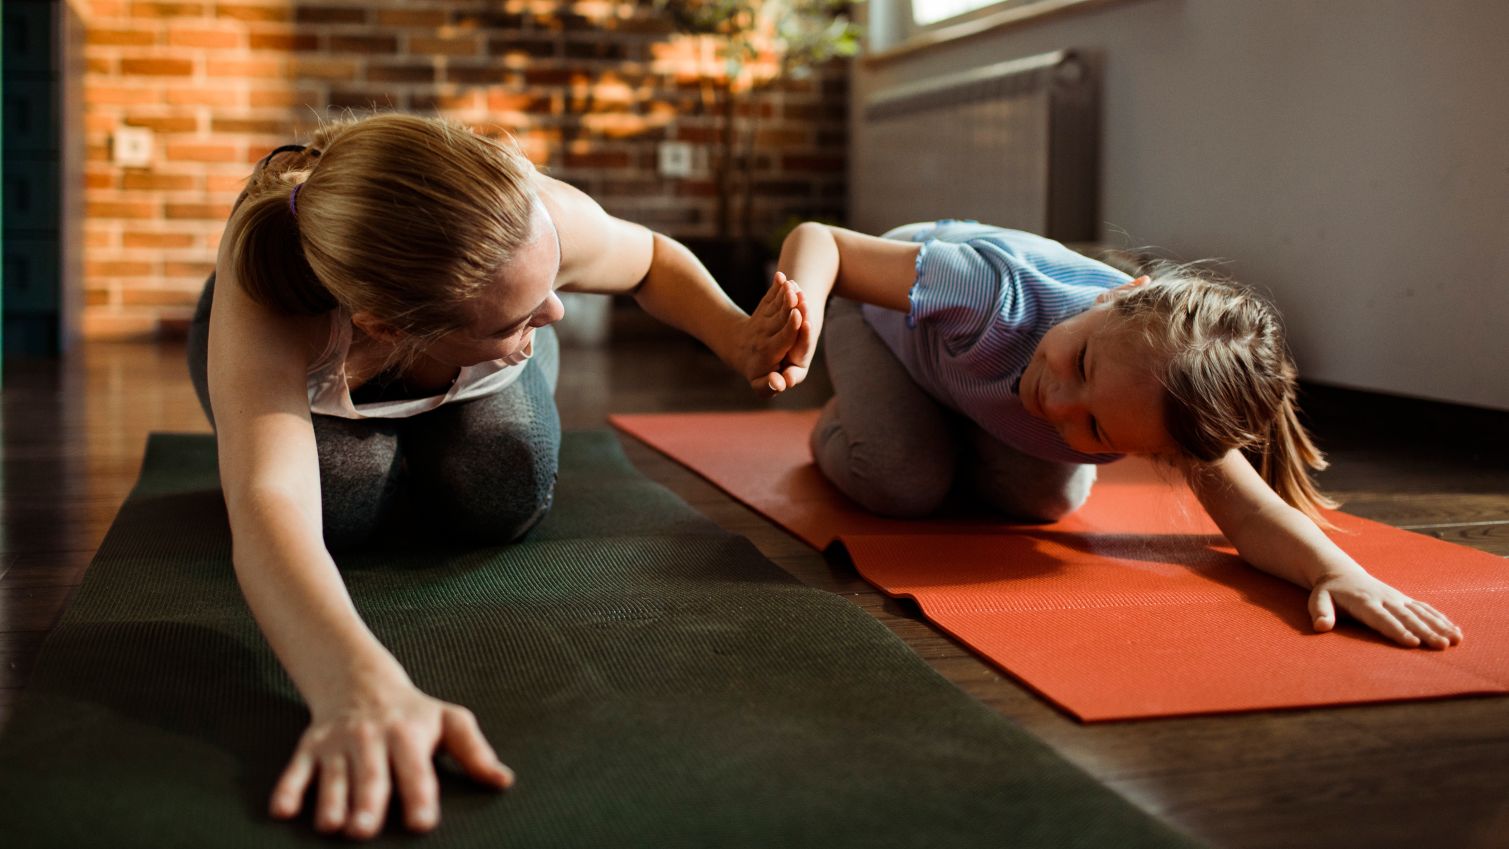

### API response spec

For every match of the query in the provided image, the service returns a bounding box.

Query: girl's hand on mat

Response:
[269,687,514,839]
[1308,571,1463,649]
[739,271,809,397]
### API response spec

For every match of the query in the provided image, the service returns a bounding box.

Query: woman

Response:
[190,113,809,840]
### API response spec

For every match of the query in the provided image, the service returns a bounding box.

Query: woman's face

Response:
[1019,304,1178,456]
[426,203,565,369]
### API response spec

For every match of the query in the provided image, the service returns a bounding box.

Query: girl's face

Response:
[425,203,565,369]
[1019,304,1178,456]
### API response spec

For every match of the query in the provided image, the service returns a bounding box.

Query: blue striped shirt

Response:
[862,221,1131,465]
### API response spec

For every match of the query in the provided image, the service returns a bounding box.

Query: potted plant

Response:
[656,0,860,309]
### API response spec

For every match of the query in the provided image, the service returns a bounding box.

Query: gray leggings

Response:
[810,296,1095,522]
[188,274,561,551]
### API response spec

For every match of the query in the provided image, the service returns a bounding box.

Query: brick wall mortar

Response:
[79,0,850,339]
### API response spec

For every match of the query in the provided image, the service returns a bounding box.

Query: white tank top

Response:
[305,314,531,419]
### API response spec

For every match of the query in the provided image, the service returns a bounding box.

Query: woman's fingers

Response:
[768,290,800,336]
[315,753,350,834]
[779,306,803,346]
[441,707,515,789]
[743,296,805,391]
[269,749,315,820]
[345,732,392,839]
[756,275,791,322]
[388,727,441,833]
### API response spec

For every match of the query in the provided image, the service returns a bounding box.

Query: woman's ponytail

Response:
[226,147,335,315]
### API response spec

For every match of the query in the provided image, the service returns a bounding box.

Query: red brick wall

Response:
[79,0,849,339]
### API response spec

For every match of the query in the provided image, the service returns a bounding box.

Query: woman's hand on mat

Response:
[269,686,514,839]
[738,271,813,397]
[1309,570,1463,649]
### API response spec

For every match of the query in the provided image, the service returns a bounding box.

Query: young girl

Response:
[192,113,807,841]
[772,219,1463,653]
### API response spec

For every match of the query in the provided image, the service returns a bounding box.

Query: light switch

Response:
[658,141,693,178]
[113,125,154,168]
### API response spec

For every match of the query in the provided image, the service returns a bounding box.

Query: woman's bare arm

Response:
[209,237,408,711]
[537,173,807,394]
[208,242,509,840]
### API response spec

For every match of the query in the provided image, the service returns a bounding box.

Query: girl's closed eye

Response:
[1076,343,1103,445]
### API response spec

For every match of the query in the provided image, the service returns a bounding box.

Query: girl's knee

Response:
[856,480,949,519]
[811,399,953,518]
[1003,465,1096,523]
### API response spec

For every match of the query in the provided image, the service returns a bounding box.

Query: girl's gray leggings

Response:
[188,274,560,551]
[809,296,1096,522]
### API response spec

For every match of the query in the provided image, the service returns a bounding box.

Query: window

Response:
[870,0,1112,59]
[912,0,1018,27]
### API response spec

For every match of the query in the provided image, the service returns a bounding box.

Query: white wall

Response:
[853,0,1509,410]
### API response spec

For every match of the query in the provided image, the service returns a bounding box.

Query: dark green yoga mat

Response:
[0,432,1204,848]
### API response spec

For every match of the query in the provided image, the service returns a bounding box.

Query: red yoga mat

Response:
[611,409,1509,722]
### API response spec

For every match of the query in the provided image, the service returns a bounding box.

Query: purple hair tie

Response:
[289,183,304,218]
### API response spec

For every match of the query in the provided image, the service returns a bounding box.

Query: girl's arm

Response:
[208,253,511,840]
[773,222,924,384]
[1190,450,1462,648]
[535,174,805,396]
[777,222,919,311]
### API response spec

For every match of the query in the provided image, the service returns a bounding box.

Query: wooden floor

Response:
[2,320,1507,849]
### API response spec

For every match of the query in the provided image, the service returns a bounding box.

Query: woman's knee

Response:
[460,483,555,544]
[434,472,557,544]
[314,418,403,551]
[411,421,560,543]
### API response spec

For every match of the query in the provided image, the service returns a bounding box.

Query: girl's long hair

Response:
[1106,264,1338,524]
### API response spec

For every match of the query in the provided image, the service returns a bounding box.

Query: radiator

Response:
[851,50,1100,241]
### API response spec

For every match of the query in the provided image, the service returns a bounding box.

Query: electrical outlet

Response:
[658,141,693,178]
[113,126,154,168]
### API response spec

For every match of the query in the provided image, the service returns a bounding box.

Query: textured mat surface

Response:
[0,432,1203,848]
[611,410,1509,721]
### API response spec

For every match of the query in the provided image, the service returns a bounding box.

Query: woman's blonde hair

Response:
[225,112,537,366]
[1104,265,1338,523]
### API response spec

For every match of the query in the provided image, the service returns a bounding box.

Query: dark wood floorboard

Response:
[2,318,1507,849]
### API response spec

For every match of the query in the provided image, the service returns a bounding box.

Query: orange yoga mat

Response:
[611,410,1509,722]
